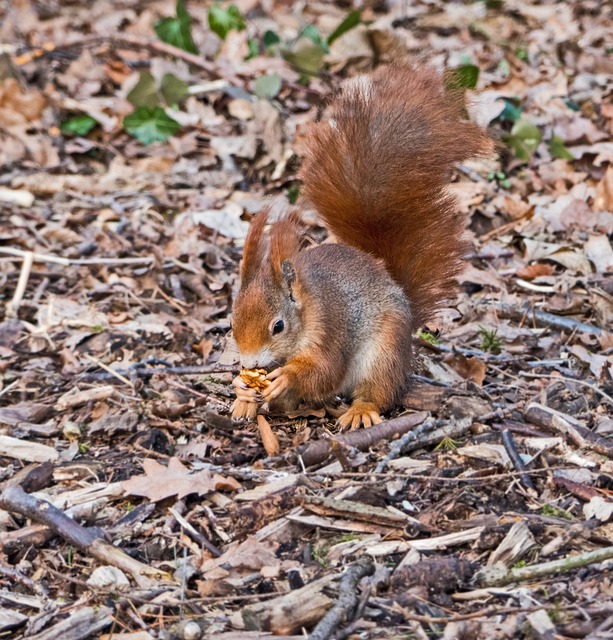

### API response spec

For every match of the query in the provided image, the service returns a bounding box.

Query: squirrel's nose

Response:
[240,355,259,369]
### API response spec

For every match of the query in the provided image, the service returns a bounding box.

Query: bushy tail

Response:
[299,63,493,328]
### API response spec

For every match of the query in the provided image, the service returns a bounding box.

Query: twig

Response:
[401,604,546,624]
[308,556,375,640]
[168,506,222,558]
[6,250,33,317]
[14,34,242,86]
[477,545,613,587]
[296,412,429,467]
[0,247,154,268]
[519,371,613,407]
[0,484,170,587]
[84,354,133,388]
[81,364,236,382]
[501,429,536,492]
[375,417,446,473]
[497,302,605,337]
[524,403,613,459]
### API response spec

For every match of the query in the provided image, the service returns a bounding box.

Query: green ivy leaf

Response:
[263,30,281,50]
[255,73,282,99]
[302,24,328,54]
[60,114,97,136]
[208,5,246,40]
[160,73,189,107]
[155,0,198,54]
[447,64,480,90]
[127,72,159,108]
[124,106,181,145]
[327,10,361,46]
[496,97,522,123]
[283,40,324,75]
[549,135,575,160]
[502,118,542,162]
[246,39,259,60]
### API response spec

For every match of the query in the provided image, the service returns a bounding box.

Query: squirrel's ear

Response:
[280,260,299,303]
[240,211,269,285]
[270,210,303,284]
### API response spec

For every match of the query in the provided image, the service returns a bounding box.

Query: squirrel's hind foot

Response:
[338,401,382,430]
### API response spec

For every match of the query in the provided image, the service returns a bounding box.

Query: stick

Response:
[477,545,613,587]
[497,302,605,337]
[0,484,170,587]
[6,250,33,317]
[0,247,155,267]
[81,364,237,382]
[296,412,429,467]
[524,403,613,459]
[308,556,375,640]
[501,429,536,492]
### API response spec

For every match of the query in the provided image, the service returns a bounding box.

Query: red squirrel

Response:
[231,63,493,428]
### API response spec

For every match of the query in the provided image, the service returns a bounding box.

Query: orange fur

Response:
[270,209,303,284]
[299,63,493,328]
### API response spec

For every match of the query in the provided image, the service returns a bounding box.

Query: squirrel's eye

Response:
[272,319,285,335]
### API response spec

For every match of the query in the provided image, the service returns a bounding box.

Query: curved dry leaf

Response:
[121,457,240,502]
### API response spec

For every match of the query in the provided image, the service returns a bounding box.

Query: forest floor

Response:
[1,1,612,639]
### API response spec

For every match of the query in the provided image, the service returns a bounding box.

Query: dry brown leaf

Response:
[516,263,556,280]
[444,354,487,386]
[257,414,280,456]
[121,457,240,502]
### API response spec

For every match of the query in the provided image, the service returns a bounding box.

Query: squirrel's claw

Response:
[231,375,261,421]
[231,399,259,421]
[338,402,382,430]
[263,368,290,401]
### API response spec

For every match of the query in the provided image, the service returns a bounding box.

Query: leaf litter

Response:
[0,0,612,639]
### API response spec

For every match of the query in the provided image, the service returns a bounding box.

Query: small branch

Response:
[81,364,237,382]
[524,403,613,459]
[0,247,155,268]
[501,429,536,492]
[497,302,604,337]
[6,250,33,317]
[308,556,375,640]
[477,545,613,587]
[376,416,478,473]
[0,484,170,587]
[296,412,429,467]
[520,371,613,407]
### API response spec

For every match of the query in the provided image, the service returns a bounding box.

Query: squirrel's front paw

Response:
[232,375,261,421]
[263,367,294,402]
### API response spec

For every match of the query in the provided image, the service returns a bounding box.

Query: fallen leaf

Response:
[121,457,240,502]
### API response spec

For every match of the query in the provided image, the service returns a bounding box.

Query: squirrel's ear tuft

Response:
[240,211,269,285]
[270,210,303,284]
[280,259,296,291]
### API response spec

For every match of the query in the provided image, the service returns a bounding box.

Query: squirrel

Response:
[230,62,493,428]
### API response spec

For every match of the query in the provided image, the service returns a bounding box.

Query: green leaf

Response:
[176,0,191,25]
[60,114,97,136]
[496,97,522,122]
[255,73,282,99]
[208,5,246,40]
[502,118,542,162]
[155,1,197,54]
[123,106,181,145]
[302,24,328,53]
[327,10,361,46]
[283,41,324,75]
[263,30,281,49]
[549,135,575,160]
[127,71,159,108]
[448,63,480,90]
[246,39,259,60]
[160,73,188,106]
